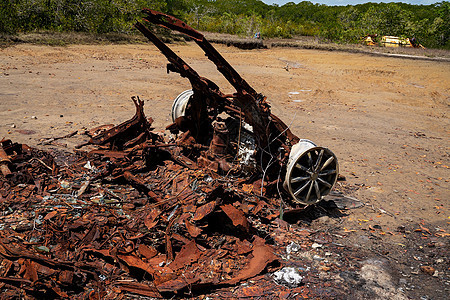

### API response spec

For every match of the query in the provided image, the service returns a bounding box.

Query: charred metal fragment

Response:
[83,96,153,150]
[0,141,12,177]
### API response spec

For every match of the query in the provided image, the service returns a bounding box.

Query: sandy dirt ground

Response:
[1,43,449,298]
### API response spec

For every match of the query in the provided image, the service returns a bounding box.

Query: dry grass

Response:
[0,31,186,47]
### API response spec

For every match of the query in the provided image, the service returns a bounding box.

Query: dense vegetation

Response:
[1,0,449,49]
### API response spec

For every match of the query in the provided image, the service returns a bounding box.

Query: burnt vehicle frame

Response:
[134,9,338,205]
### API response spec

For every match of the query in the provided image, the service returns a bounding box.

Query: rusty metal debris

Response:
[0,10,349,299]
[0,141,12,177]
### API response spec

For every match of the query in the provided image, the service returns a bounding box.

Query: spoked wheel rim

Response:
[171,89,193,122]
[286,146,338,205]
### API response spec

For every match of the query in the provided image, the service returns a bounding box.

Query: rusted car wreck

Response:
[134,9,339,206]
[0,10,344,299]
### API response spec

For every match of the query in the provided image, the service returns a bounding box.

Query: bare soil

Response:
[0,42,449,299]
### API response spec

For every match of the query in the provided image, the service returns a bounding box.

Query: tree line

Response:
[1,0,448,49]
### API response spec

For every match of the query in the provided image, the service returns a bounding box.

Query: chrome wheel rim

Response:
[286,146,338,205]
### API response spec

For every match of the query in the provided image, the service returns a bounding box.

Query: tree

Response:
[0,0,18,33]
[432,1,450,47]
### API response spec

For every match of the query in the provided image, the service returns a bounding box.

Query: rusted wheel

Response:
[171,89,193,122]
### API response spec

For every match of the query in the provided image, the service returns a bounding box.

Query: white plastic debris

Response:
[313,255,325,261]
[237,126,256,171]
[84,161,93,170]
[286,241,301,254]
[311,242,323,249]
[273,267,303,287]
[59,180,71,189]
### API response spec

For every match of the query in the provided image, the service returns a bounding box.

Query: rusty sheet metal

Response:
[221,204,250,232]
[223,236,278,285]
[192,201,217,221]
[0,141,12,177]
[169,240,202,270]
[115,281,162,298]
[184,219,202,237]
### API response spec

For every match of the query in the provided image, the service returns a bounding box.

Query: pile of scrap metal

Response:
[0,10,344,299]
